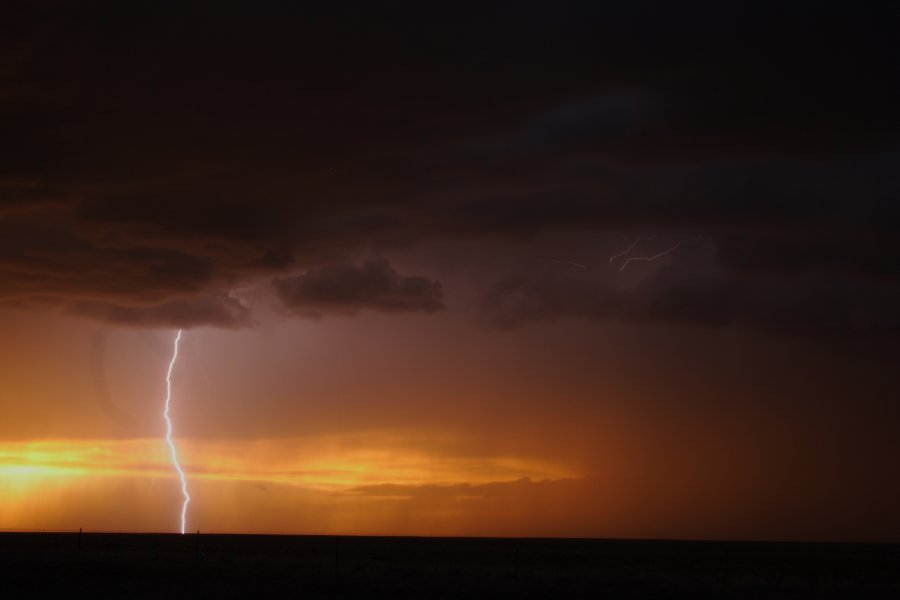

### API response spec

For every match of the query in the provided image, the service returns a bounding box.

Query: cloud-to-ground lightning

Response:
[163,329,190,534]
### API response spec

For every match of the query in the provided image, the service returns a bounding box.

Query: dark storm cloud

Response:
[480,240,900,339]
[274,259,444,318]
[71,294,253,329]
[467,147,900,338]
[1,2,898,333]
[449,151,898,253]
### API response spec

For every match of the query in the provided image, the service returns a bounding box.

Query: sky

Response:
[1,1,899,540]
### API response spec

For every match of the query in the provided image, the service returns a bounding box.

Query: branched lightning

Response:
[616,240,686,271]
[608,234,656,265]
[163,329,190,534]
[549,234,700,273]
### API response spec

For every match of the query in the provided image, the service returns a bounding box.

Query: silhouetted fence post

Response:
[77,528,82,560]
[196,530,200,563]
[515,545,519,579]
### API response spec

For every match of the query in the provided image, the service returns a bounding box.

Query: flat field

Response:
[1,533,897,598]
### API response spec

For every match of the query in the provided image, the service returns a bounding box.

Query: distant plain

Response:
[2,533,898,598]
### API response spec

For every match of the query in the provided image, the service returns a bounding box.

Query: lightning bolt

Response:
[163,329,190,534]
[616,240,687,271]
[608,234,656,266]
[550,235,700,273]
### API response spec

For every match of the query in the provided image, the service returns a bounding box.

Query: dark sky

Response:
[1,2,899,539]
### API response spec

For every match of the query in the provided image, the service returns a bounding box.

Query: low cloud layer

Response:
[274,259,444,318]
[481,237,900,339]
[71,294,254,329]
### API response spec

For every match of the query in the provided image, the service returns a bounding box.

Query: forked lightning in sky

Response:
[615,239,690,271]
[163,329,190,534]
[608,234,656,266]
[553,235,695,272]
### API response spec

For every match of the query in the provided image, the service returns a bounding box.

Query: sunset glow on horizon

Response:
[0,433,583,535]
[2,3,899,546]
[0,307,898,541]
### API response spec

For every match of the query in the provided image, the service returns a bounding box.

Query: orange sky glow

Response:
[1,287,898,541]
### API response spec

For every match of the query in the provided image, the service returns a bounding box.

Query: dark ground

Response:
[0,532,898,599]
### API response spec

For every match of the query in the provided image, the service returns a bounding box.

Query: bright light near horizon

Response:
[0,433,585,535]
[163,329,190,534]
